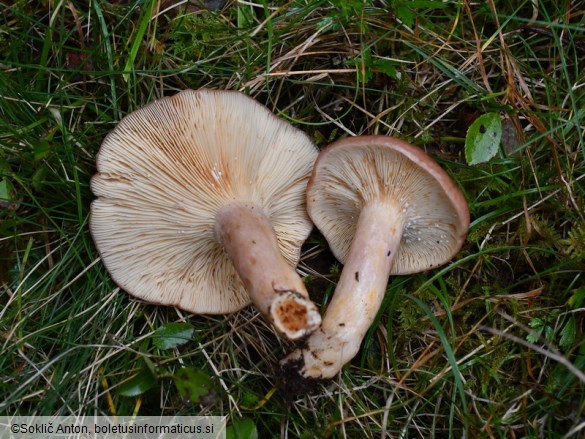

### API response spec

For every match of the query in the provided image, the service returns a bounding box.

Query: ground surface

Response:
[1,1,584,437]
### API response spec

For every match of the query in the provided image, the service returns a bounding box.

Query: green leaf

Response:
[529,318,543,329]
[32,165,48,190]
[354,48,373,84]
[118,368,157,397]
[153,322,194,350]
[240,392,260,408]
[0,178,12,201]
[143,356,158,377]
[465,112,502,165]
[173,368,214,404]
[395,4,414,27]
[32,139,50,160]
[544,325,554,341]
[237,2,255,29]
[568,288,585,308]
[226,418,258,439]
[526,327,542,344]
[373,58,398,78]
[559,316,576,349]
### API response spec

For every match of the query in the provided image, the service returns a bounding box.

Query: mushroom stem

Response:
[281,200,403,379]
[215,202,321,340]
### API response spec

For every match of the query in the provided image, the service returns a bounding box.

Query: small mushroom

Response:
[280,136,469,386]
[90,89,321,340]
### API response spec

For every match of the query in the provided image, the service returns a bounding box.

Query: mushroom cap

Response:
[91,89,318,314]
[307,136,469,275]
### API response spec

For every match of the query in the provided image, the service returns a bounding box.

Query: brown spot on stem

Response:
[367,288,379,303]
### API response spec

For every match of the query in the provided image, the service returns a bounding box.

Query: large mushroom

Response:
[280,135,469,386]
[90,89,321,340]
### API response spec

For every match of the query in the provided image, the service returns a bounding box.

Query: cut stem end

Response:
[271,291,322,340]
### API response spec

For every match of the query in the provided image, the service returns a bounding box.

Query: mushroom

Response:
[90,89,321,340]
[280,135,469,386]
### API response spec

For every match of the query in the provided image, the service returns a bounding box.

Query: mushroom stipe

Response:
[279,135,470,394]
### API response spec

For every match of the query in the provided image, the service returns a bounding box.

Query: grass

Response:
[1,0,584,437]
